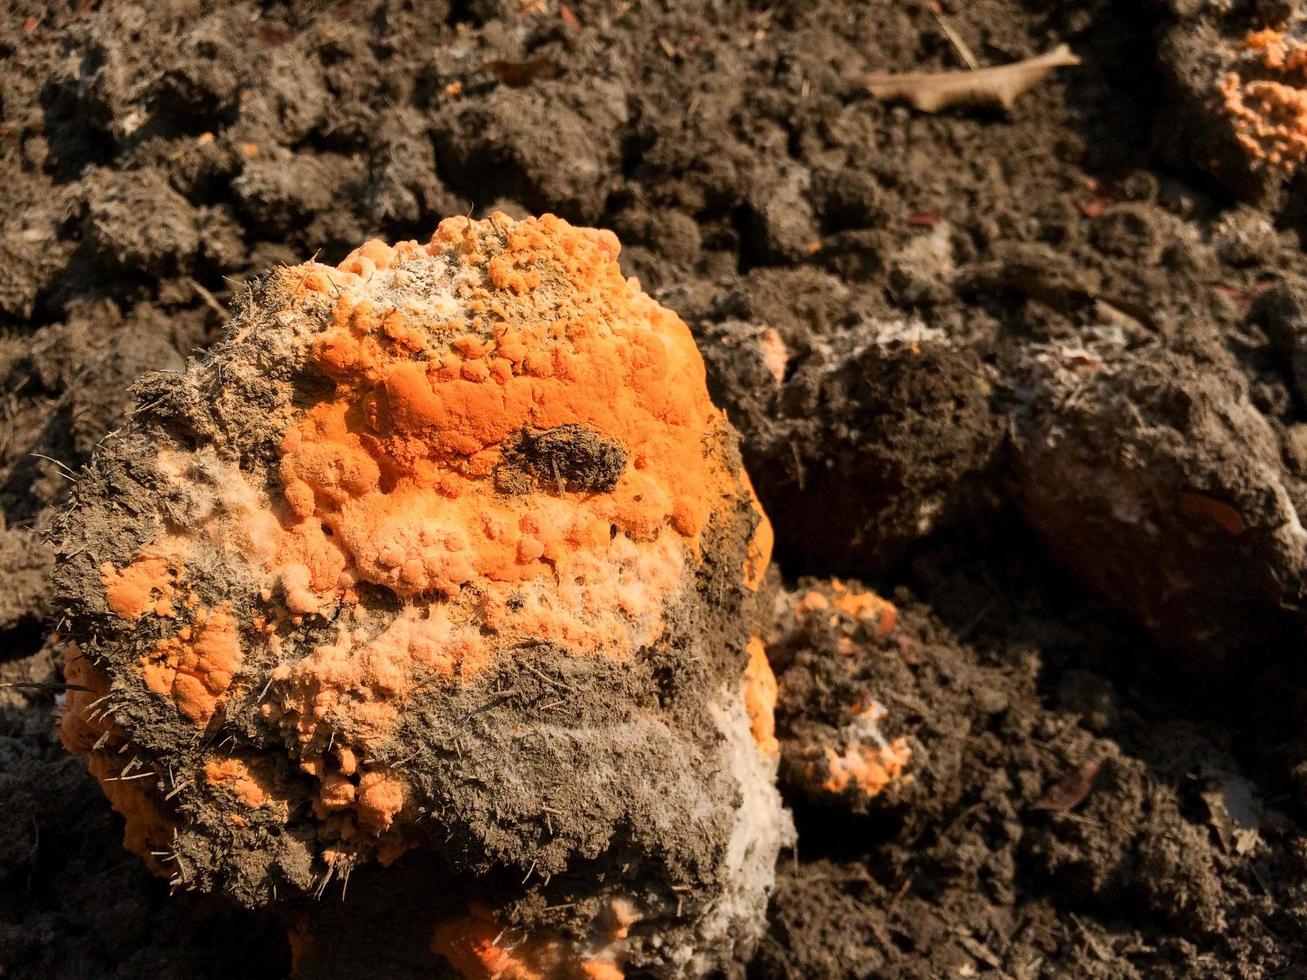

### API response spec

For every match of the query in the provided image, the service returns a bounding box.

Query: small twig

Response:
[867,44,1080,113]
[521,661,575,693]
[188,278,229,321]
[928,2,978,70]
[121,770,155,782]
[461,687,518,723]
[29,452,78,482]
[0,682,93,692]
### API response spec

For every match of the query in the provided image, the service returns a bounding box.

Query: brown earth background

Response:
[5,0,1307,977]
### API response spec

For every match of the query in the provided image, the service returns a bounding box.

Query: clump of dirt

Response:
[700,315,1002,575]
[54,215,789,976]
[757,532,1307,977]
[7,0,1307,977]
[1010,324,1307,669]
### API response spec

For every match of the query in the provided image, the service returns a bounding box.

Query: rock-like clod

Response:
[55,213,792,977]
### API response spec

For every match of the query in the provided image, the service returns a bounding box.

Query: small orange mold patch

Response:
[203,755,275,809]
[1220,29,1307,173]
[356,770,407,833]
[815,732,913,798]
[1248,28,1307,73]
[263,606,490,750]
[99,536,188,620]
[433,904,624,980]
[797,701,912,801]
[86,750,175,870]
[606,898,639,941]
[742,470,773,591]
[743,636,779,756]
[59,645,176,869]
[794,580,897,639]
[827,580,897,637]
[141,606,243,724]
[758,326,788,384]
[59,643,111,757]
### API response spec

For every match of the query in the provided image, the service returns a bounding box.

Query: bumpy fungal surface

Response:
[55,213,791,976]
[767,580,914,811]
[1220,29,1307,174]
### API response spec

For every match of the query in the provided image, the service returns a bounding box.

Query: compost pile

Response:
[6,1,1307,977]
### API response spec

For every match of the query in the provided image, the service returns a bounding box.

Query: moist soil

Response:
[5,0,1307,977]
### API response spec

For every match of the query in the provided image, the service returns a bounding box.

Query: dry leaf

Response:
[1201,774,1264,855]
[866,44,1080,113]
[1178,492,1246,536]
[1031,760,1101,813]
[476,57,564,88]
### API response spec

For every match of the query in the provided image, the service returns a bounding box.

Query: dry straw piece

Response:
[866,44,1081,113]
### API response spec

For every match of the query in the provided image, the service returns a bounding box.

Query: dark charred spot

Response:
[493,424,628,495]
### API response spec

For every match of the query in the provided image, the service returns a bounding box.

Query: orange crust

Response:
[60,645,176,870]
[71,213,775,896]
[141,606,243,725]
[813,733,912,798]
[794,579,896,639]
[757,326,788,384]
[203,756,279,809]
[276,216,732,629]
[432,905,624,980]
[1220,30,1307,173]
[743,636,779,756]
[99,535,188,620]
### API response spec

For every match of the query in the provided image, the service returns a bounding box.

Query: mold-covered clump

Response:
[1159,18,1307,205]
[766,580,912,812]
[53,213,791,977]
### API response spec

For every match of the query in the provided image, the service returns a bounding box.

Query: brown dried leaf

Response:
[1178,492,1246,536]
[1031,760,1101,813]
[867,44,1080,113]
[477,57,564,88]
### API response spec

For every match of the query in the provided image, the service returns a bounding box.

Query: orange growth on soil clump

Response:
[204,755,278,809]
[99,536,188,620]
[249,213,763,759]
[141,606,243,724]
[794,579,897,639]
[1247,28,1307,73]
[60,214,789,963]
[794,699,912,801]
[743,471,773,591]
[273,215,734,653]
[433,905,623,980]
[58,644,112,757]
[772,579,912,804]
[815,728,913,798]
[757,326,788,383]
[1220,29,1307,172]
[744,636,779,756]
[59,645,177,870]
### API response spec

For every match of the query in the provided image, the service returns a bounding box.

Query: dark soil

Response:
[6,0,1307,976]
